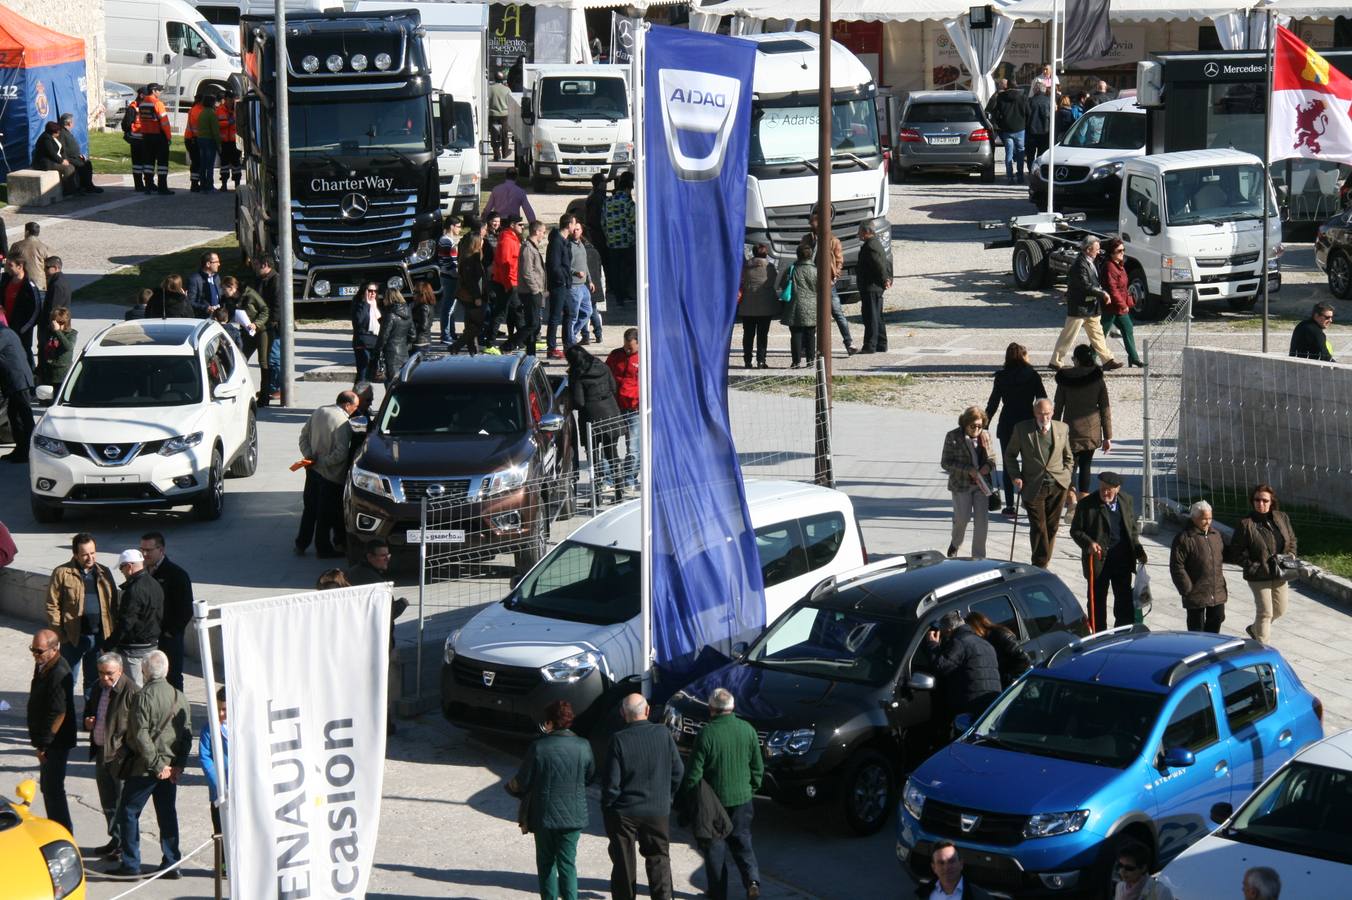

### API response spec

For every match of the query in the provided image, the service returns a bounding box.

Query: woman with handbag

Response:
[940,406,996,559]
[737,243,779,369]
[1228,484,1298,643]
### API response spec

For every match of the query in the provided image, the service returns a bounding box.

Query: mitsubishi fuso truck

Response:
[508,64,634,191]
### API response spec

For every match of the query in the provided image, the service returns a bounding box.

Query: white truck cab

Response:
[106,0,241,108]
[441,480,866,735]
[510,64,634,191]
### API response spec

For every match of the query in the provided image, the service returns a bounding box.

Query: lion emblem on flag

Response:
[1292,98,1328,154]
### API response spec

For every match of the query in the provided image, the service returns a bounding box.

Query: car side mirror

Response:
[212,383,240,400]
[538,413,564,433]
[731,641,749,661]
[15,779,36,806]
[1162,747,1196,769]
[349,415,369,435]
[1209,801,1233,825]
[953,712,974,733]
[35,385,54,403]
[201,45,216,60]
[906,672,936,692]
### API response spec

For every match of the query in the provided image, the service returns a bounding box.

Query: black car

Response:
[1315,205,1352,299]
[663,553,1087,836]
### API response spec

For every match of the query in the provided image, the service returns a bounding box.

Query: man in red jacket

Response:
[487,215,523,349]
[606,328,640,492]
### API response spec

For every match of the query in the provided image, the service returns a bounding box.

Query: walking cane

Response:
[1007,493,1022,561]
[1087,554,1098,633]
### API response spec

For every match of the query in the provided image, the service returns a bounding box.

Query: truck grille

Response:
[558,143,610,154]
[762,196,875,263]
[919,799,1028,846]
[451,656,540,695]
[293,192,418,261]
[400,478,472,503]
[1195,252,1259,268]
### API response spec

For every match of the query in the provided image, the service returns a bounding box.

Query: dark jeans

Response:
[608,246,636,304]
[185,136,200,188]
[534,827,580,900]
[60,630,101,701]
[789,326,816,366]
[546,285,570,351]
[4,388,35,459]
[1026,132,1049,167]
[699,801,759,900]
[117,774,180,873]
[39,745,73,834]
[604,811,673,900]
[1088,543,1135,631]
[1071,448,1096,495]
[588,419,621,490]
[198,141,218,192]
[1187,605,1226,633]
[296,467,345,553]
[741,316,771,366]
[485,283,516,346]
[158,630,186,691]
[94,745,123,843]
[353,336,379,382]
[439,275,458,341]
[489,115,510,160]
[501,291,543,355]
[1024,480,1069,568]
[859,285,887,351]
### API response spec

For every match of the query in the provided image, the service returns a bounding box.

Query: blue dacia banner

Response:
[643,25,763,685]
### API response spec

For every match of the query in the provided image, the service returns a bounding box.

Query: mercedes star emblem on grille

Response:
[340,192,370,221]
[1056,166,1069,180]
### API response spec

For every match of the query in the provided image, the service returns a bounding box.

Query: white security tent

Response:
[997,0,1260,22]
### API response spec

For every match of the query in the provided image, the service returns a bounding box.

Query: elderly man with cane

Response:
[1070,472,1147,631]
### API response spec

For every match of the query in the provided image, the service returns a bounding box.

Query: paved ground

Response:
[2,166,1349,898]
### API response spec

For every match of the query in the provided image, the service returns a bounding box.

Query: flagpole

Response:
[814,0,835,488]
[1046,0,1059,215]
[632,20,653,700]
[1261,11,1274,354]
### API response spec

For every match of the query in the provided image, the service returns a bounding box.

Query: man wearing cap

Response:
[1070,472,1148,631]
[108,550,164,688]
[487,70,512,161]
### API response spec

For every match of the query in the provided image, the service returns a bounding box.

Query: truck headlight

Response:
[1089,162,1123,180]
[313,279,332,297]
[34,434,69,458]
[455,176,479,197]
[540,650,599,684]
[1023,809,1090,839]
[351,465,394,499]
[405,239,436,264]
[483,462,529,496]
[612,143,633,162]
[902,778,926,820]
[159,432,203,456]
[536,142,557,163]
[42,840,83,898]
[765,728,815,757]
[443,628,460,665]
[1162,256,1192,282]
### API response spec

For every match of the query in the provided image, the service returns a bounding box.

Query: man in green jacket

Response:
[511,699,594,900]
[109,650,192,879]
[681,688,764,900]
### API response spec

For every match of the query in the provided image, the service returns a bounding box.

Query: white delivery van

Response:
[192,0,344,52]
[106,0,241,108]
[1029,96,1148,210]
[441,480,868,735]
[509,64,633,191]
[355,0,487,218]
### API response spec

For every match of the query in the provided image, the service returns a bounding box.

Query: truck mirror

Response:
[522,96,534,125]
[437,93,457,148]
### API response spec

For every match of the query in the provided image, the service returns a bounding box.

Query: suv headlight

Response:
[902,778,926,820]
[406,239,436,265]
[443,628,460,665]
[1023,809,1090,839]
[765,728,815,757]
[540,650,599,684]
[351,465,394,499]
[1162,256,1193,282]
[34,434,69,458]
[483,462,529,496]
[41,840,83,898]
[159,431,203,456]
[1090,161,1123,180]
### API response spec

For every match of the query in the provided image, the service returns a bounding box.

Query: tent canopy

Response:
[999,0,1259,23]
[1256,0,1350,18]
[697,0,1014,24]
[0,6,88,177]
[0,6,85,69]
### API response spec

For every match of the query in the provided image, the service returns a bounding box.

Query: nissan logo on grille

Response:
[102,445,122,460]
[340,192,370,221]
[426,483,446,498]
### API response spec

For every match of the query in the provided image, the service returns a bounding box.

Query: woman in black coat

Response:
[375,288,413,385]
[984,342,1048,515]
[566,344,624,502]
[351,281,382,381]
[146,274,194,319]
[966,611,1031,687]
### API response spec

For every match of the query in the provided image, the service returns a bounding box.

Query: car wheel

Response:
[836,749,896,836]
[513,508,548,576]
[227,411,259,478]
[31,494,63,523]
[980,163,996,183]
[1012,240,1049,290]
[1328,251,1352,299]
[194,446,225,521]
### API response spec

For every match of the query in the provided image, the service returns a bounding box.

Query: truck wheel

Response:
[1127,266,1163,321]
[1228,294,1259,312]
[1327,251,1352,299]
[31,494,63,524]
[835,749,897,836]
[1012,240,1048,290]
[532,173,549,194]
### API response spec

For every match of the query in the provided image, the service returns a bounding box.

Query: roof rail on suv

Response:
[808,549,946,602]
[1044,624,1151,669]
[1162,638,1255,687]
[911,562,1039,618]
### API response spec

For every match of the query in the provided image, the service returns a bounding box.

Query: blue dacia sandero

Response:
[896,627,1324,898]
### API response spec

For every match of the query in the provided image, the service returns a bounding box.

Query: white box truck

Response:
[509,64,634,191]
[106,0,241,109]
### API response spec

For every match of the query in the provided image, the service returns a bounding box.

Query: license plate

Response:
[405,529,466,544]
[338,285,358,297]
[928,136,961,146]
[568,165,604,175]
[87,474,141,484]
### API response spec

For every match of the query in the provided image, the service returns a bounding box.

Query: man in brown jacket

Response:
[1170,500,1228,633]
[46,532,118,699]
[806,204,857,355]
[84,653,138,860]
[1005,399,1074,568]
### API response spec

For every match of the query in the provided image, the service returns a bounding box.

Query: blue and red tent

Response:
[0,7,88,177]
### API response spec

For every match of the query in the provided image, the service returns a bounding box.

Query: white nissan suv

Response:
[29,319,259,522]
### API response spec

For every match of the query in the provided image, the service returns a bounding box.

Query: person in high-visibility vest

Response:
[122,88,148,192]
[217,92,241,191]
[135,83,174,195]
[183,94,205,192]
[195,94,222,194]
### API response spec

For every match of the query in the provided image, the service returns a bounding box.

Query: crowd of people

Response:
[985,71,1118,185]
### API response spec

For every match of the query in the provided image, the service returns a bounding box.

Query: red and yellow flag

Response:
[1270,25,1352,163]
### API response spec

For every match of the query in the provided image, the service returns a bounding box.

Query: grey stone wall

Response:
[7,1,107,128]
[1177,346,1352,518]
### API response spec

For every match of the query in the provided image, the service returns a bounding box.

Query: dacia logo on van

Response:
[658,68,741,182]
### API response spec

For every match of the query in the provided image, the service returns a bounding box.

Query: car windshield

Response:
[61,356,203,408]
[539,77,628,120]
[904,102,981,125]
[751,96,881,167]
[1223,761,1352,865]
[379,383,523,436]
[969,675,1163,768]
[1060,111,1145,150]
[1164,163,1274,226]
[195,20,239,57]
[745,603,911,686]
[291,97,431,154]
[509,540,640,625]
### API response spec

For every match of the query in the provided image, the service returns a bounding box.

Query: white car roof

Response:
[1083,96,1143,115]
[568,479,854,554]
[83,320,212,357]
[1291,727,1352,769]
[1128,148,1263,173]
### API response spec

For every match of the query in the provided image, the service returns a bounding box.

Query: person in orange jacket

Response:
[183,94,204,192]
[132,83,174,195]
[217,93,241,190]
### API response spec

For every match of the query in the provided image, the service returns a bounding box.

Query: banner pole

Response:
[633,21,653,700]
[193,598,230,886]
[814,0,835,488]
[417,496,427,701]
[1046,0,1058,215]
[1260,11,1274,354]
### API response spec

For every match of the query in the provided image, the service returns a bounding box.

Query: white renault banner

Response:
[221,584,390,899]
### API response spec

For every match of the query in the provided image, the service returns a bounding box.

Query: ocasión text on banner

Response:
[220,584,390,899]
[641,25,764,687]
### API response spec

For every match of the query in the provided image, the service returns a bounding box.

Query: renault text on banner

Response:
[219,584,390,898]
[641,25,763,687]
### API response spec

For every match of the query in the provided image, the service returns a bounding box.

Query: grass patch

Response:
[1226,313,1300,331]
[73,234,242,308]
[734,374,917,406]
[1185,492,1352,580]
[87,130,190,175]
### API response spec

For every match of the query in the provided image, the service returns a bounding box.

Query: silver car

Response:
[104,80,136,125]
[893,91,995,182]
